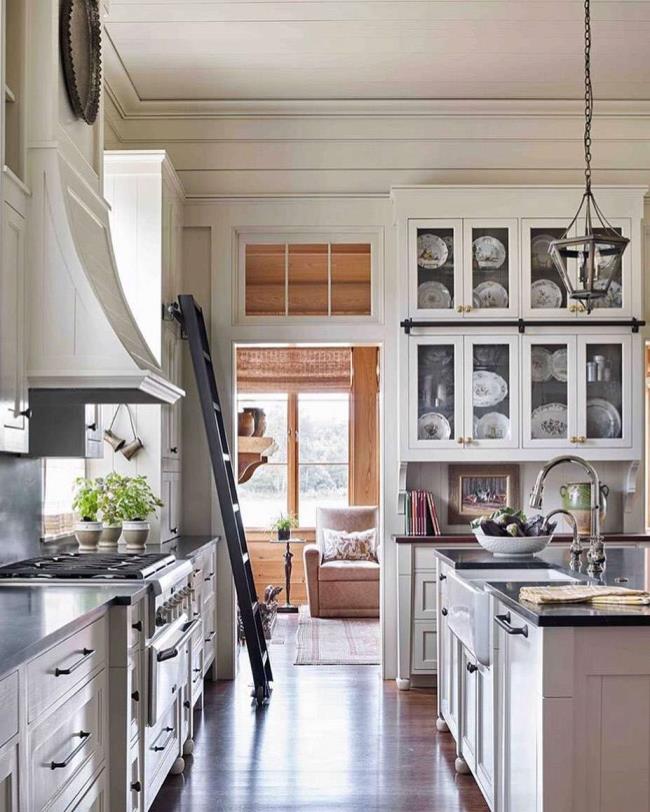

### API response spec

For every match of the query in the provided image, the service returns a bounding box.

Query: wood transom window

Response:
[244,241,372,317]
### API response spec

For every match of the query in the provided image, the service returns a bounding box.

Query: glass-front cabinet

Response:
[409,220,462,317]
[575,219,632,318]
[409,335,518,450]
[463,220,518,319]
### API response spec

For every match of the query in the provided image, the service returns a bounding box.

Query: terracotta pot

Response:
[99,524,122,550]
[238,410,255,437]
[74,521,103,552]
[560,481,609,535]
[249,408,267,437]
[122,520,150,551]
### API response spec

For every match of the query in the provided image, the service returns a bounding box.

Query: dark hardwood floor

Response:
[151,614,489,811]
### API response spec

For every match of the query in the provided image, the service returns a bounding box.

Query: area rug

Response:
[294,606,380,665]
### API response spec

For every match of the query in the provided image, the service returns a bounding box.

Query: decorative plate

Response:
[551,348,568,382]
[442,235,454,264]
[531,234,557,271]
[472,371,508,408]
[586,398,622,439]
[476,412,511,440]
[530,347,553,382]
[473,236,506,270]
[60,0,102,125]
[417,233,448,269]
[530,278,563,309]
[531,403,568,440]
[473,280,509,309]
[591,280,623,309]
[418,281,452,310]
[418,412,452,441]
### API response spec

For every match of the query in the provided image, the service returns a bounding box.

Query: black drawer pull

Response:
[204,571,214,582]
[131,620,143,632]
[495,612,529,638]
[170,446,178,454]
[152,726,174,752]
[205,630,216,643]
[157,646,179,662]
[131,690,140,702]
[466,662,478,674]
[170,527,178,534]
[441,607,448,616]
[131,781,142,793]
[19,408,32,419]
[50,731,92,769]
[86,422,97,432]
[184,699,191,709]
[54,648,94,676]
[439,573,446,581]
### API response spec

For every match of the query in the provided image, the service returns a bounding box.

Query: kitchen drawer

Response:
[0,738,19,812]
[129,600,144,650]
[28,616,107,722]
[28,671,106,811]
[145,699,180,791]
[411,621,437,673]
[414,546,438,571]
[129,741,143,812]
[201,550,216,605]
[191,639,204,703]
[129,650,143,745]
[413,571,438,621]
[202,595,216,669]
[0,672,18,748]
[63,768,107,812]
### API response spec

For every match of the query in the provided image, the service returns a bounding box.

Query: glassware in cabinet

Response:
[409,219,463,317]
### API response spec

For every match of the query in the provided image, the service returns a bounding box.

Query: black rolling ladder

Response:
[172,294,273,705]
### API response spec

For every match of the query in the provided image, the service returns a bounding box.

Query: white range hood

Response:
[24,0,182,406]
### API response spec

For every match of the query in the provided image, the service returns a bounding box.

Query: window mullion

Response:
[287,392,298,520]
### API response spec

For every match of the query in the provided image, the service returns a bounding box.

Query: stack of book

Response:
[404,490,441,536]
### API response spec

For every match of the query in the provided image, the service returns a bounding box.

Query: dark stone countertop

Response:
[435,546,650,627]
[0,583,147,680]
[161,534,220,560]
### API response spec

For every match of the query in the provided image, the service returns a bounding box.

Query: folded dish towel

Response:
[519,585,650,606]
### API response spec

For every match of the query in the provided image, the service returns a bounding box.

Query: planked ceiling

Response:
[105,1,650,104]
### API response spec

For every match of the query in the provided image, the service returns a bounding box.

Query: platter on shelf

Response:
[531,233,557,271]
[531,402,568,440]
[530,347,553,382]
[418,281,452,309]
[473,280,509,309]
[417,412,452,441]
[591,279,622,309]
[551,348,568,382]
[472,371,508,408]
[417,233,448,269]
[586,398,622,439]
[530,278,563,309]
[476,412,511,440]
[473,236,506,269]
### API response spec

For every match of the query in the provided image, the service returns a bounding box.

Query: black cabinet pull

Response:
[54,648,94,676]
[157,646,179,662]
[86,422,97,432]
[131,690,140,702]
[204,571,214,582]
[170,446,178,454]
[152,726,174,752]
[131,781,142,793]
[205,630,216,643]
[183,699,191,709]
[170,527,178,534]
[131,620,143,632]
[495,612,529,638]
[439,573,446,581]
[50,731,92,769]
[18,408,31,419]
[466,662,478,674]
[441,607,448,616]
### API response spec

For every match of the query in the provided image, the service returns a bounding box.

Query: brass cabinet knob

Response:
[465,436,473,445]
[568,304,576,313]
[578,435,586,444]
[456,305,464,313]
[456,436,464,444]
[569,435,576,443]
[464,305,472,312]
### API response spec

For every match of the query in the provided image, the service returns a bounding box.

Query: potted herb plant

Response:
[118,475,163,551]
[272,513,297,541]
[72,477,103,551]
[98,472,126,550]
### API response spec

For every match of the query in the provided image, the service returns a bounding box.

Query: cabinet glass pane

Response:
[530,343,569,440]
[416,227,455,310]
[288,243,328,315]
[584,343,623,439]
[417,344,455,440]
[472,344,511,441]
[590,227,623,310]
[471,227,510,310]
[529,227,568,309]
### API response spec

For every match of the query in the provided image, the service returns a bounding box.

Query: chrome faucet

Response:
[543,509,582,570]
[530,455,605,576]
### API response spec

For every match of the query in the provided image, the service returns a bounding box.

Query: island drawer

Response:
[28,670,106,811]
[27,615,107,722]
[0,672,18,747]
[145,698,181,792]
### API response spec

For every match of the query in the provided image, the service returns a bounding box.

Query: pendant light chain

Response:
[583,0,593,193]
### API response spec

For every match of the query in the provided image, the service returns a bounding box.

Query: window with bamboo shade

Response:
[243,240,372,318]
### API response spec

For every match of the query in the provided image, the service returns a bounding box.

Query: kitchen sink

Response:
[446,568,579,666]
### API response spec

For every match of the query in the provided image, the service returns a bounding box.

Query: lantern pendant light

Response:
[548,0,629,314]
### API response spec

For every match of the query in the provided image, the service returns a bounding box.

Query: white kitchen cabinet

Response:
[161,470,181,542]
[574,218,633,319]
[459,645,478,769]
[0,739,19,812]
[521,219,576,318]
[0,201,28,454]
[409,334,519,452]
[475,660,494,804]
[408,219,463,318]
[161,324,182,465]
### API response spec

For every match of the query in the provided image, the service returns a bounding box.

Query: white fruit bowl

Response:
[473,530,553,557]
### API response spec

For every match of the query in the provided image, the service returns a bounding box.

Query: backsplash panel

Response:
[0,456,42,563]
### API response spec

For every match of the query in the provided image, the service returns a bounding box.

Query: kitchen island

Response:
[434,546,650,812]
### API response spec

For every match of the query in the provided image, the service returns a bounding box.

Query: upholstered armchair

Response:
[303,505,379,618]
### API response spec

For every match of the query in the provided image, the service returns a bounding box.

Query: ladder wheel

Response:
[254,685,266,705]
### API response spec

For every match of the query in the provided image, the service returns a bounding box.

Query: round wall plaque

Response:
[60,0,102,125]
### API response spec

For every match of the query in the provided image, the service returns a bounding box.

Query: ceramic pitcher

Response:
[559,481,609,535]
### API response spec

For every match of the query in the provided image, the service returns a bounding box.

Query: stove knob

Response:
[155,609,166,627]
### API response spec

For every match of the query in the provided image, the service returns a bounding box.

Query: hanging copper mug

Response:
[104,406,126,451]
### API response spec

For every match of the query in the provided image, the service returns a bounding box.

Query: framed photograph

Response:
[447,464,519,526]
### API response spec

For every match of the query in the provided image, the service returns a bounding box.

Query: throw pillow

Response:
[321,527,377,563]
